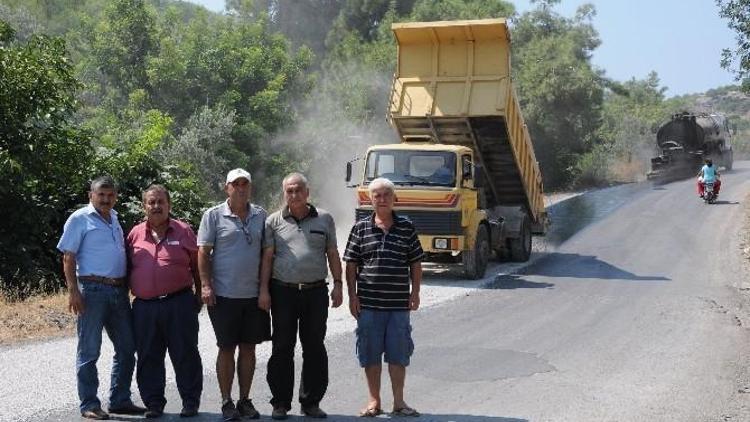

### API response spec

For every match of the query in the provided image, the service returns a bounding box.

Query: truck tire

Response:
[509,217,532,262]
[463,226,489,280]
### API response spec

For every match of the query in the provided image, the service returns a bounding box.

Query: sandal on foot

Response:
[359,407,383,417]
[391,406,420,417]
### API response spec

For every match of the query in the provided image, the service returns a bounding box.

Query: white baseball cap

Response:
[226,168,252,184]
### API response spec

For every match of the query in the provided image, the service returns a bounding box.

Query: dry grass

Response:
[0,291,75,346]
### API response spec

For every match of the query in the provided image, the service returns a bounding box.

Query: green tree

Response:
[512,0,605,188]
[717,0,750,92]
[91,0,157,100]
[0,21,92,295]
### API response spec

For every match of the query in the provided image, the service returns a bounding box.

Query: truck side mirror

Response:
[462,162,472,180]
[346,162,352,183]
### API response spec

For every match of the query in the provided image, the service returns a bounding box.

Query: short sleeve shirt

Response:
[263,204,337,283]
[127,219,197,299]
[197,201,265,298]
[56,203,127,278]
[343,212,424,310]
[702,165,717,183]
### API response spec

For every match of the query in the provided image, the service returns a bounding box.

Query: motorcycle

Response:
[703,181,716,204]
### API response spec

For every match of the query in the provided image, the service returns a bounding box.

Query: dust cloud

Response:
[267,64,397,246]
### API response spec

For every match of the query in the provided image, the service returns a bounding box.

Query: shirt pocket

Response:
[307,229,327,251]
[157,241,190,266]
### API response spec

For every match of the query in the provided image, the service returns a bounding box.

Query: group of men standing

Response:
[58,169,423,420]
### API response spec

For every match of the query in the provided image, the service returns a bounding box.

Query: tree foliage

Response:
[0,23,92,295]
[512,1,604,188]
[717,0,750,92]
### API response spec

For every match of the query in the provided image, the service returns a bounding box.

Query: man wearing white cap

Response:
[197,168,270,421]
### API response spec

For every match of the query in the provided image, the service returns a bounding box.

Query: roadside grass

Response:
[0,290,75,346]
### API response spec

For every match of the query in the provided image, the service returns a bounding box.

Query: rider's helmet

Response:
[705,158,713,167]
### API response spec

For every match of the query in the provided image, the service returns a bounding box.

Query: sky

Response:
[187,0,740,97]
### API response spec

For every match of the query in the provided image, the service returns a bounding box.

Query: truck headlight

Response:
[433,238,449,249]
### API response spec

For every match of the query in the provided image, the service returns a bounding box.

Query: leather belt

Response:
[79,275,126,287]
[272,279,327,291]
[139,287,192,301]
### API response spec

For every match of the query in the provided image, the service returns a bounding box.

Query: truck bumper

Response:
[418,234,467,253]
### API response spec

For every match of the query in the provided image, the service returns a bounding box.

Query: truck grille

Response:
[355,209,462,235]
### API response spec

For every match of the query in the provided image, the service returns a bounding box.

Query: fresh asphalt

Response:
[8,162,750,421]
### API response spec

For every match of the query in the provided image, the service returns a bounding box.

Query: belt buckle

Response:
[157,293,168,299]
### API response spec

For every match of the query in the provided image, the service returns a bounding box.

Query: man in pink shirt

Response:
[127,184,203,418]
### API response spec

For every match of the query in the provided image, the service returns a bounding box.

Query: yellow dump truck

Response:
[345,18,547,279]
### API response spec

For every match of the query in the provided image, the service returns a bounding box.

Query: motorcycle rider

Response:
[697,158,721,198]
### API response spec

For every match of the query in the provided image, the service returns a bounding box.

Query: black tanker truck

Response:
[647,112,734,181]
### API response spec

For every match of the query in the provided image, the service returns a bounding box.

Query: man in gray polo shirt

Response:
[198,168,270,421]
[259,172,343,420]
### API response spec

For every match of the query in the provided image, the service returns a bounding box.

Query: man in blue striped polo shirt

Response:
[343,177,424,418]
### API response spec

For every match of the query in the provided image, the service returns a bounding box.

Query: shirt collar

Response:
[368,210,400,224]
[145,218,177,234]
[86,202,118,217]
[221,200,259,217]
[282,203,319,221]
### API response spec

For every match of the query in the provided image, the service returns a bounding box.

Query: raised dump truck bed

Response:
[388,19,546,231]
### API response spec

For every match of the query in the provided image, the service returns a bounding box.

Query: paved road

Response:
[9,163,750,421]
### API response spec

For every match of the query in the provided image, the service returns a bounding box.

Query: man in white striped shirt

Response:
[343,177,423,418]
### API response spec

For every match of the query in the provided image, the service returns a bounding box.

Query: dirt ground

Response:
[0,291,74,346]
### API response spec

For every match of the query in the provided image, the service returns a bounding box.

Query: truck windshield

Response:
[365,150,456,187]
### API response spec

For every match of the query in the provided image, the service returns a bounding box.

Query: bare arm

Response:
[409,261,422,311]
[327,246,343,307]
[198,245,215,306]
[346,261,359,318]
[258,247,274,311]
[63,252,84,315]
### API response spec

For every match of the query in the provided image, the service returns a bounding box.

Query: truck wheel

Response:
[509,217,532,262]
[462,226,489,280]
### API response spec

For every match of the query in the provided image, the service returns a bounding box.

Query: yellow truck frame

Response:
[346,18,547,279]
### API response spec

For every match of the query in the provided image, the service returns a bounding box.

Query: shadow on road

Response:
[517,253,670,282]
[131,412,529,421]
[325,414,527,421]
[707,200,740,205]
[485,274,555,290]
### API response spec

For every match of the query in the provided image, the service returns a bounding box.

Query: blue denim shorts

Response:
[356,309,414,367]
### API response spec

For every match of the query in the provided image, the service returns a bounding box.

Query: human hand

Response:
[330,283,343,308]
[201,285,216,307]
[409,291,420,311]
[348,295,360,319]
[258,289,271,312]
[68,289,84,315]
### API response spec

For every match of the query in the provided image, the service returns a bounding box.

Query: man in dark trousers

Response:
[260,172,343,420]
[127,184,203,418]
